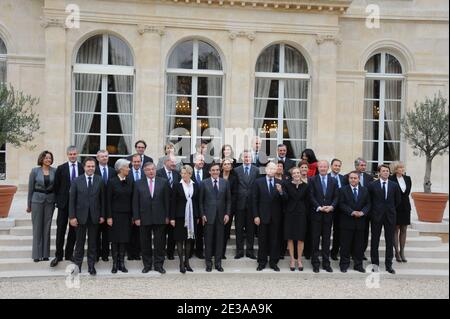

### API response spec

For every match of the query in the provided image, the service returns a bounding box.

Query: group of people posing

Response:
[27,138,412,275]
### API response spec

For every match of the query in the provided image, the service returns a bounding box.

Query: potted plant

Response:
[401,92,449,222]
[0,84,40,218]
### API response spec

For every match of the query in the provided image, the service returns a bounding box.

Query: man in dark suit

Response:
[126,154,143,260]
[234,150,259,259]
[190,154,210,259]
[368,164,401,274]
[276,144,296,174]
[200,163,231,272]
[133,162,171,274]
[126,140,153,168]
[156,154,181,260]
[251,136,269,174]
[309,160,339,273]
[50,146,84,267]
[253,162,284,272]
[329,158,346,261]
[69,157,105,275]
[338,171,371,273]
[94,149,117,262]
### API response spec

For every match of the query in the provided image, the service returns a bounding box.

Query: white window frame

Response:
[254,43,311,159]
[364,52,404,170]
[72,34,135,158]
[0,38,7,179]
[165,39,225,155]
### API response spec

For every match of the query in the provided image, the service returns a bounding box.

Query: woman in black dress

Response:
[298,160,312,260]
[389,162,412,263]
[170,165,200,273]
[220,144,240,168]
[282,166,309,271]
[106,159,133,273]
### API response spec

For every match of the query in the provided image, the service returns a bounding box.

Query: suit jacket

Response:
[27,166,57,207]
[328,173,346,189]
[308,174,339,222]
[106,176,133,218]
[54,161,84,209]
[367,179,401,225]
[389,174,412,214]
[252,177,284,224]
[156,167,181,189]
[190,166,210,184]
[94,165,117,187]
[132,176,170,225]
[344,172,374,188]
[68,174,105,225]
[339,184,371,230]
[234,164,260,211]
[220,172,239,215]
[277,157,296,175]
[251,150,269,175]
[126,154,154,167]
[127,167,144,184]
[199,177,231,225]
[170,181,200,220]
[281,182,309,215]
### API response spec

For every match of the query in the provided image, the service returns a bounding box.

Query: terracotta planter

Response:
[411,192,449,223]
[0,185,17,218]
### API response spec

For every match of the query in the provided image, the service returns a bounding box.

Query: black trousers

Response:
[73,220,98,269]
[331,211,341,256]
[204,217,225,267]
[97,222,110,258]
[127,224,141,258]
[340,227,364,269]
[222,214,233,257]
[195,223,204,255]
[371,215,395,268]
[363,216,371,254]
[166,224,175,257]
[235,207,256,254]
[140,224,166,269]
[55,207,76,259]
[257,222,280,267]
[311,214,333,269]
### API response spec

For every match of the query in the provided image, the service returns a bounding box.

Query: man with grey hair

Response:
[51,146,84,267]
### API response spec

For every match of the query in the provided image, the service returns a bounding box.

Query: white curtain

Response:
[0,60,6,85]
[363,79,376,161]
[166,75,178,138]
[110,36,134,154]
[74,36,102,153]
[384,79,401,160]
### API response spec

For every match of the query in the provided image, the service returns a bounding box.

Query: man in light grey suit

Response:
[200,163,231,272]
[69,157,105,275]
[234,149,259,259]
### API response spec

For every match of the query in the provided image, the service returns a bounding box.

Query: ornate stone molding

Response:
[40,17,67,29]
[229,30,256,41]
[137,24,166,36]
[316,34,342,45]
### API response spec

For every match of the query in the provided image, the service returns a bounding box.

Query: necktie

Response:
[353,187,358,202]
[149,178,153,197]
[213,179,219,198]
[71,163,76,182]
[168,171,173,187]
[88,176,92,193]
[102,167,107,185]
[135,170,140,181]
[196,170,201,183]
[141,155,144,168]
[335,175,340,188]
[321,176,327,196]
[269,178,274,195]
[382,181,387,200]
[245,166,249,176]
[360,173,364,187]
[255,152,259,163]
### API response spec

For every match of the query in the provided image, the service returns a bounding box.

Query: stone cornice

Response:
[316,33,341,45]
[40,17,67,29]
[137,24,166,35]
[229,30,256,41]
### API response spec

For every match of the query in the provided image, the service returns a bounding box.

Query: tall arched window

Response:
[254,43,309,159]
[165,39,224,156]
[0,37,7,179]
[73,34,134,163]
[363,52,403,173]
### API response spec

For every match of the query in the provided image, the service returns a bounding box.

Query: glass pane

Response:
[166,96,193,116]
[197,97,222,117]
[197,118,221,137]
[364,79,380,99]
[195,138,222,159]
[386,54,402,74]
[198,76,222,96]
[384,142,400,161]
[0,38,6,54]
[385,101,401,122]
[0,151,5,177]
[75,114,100,134]
[107,136,130,155]
[284,140,306,159]
[284,100,307,120]
[198,41,222,70]
[0,144,4,151]
[385,80,402,100]
[368,162,379,176]
[254,99,278,119]
[167,136,191,157]
[255,120,279,139]
[76,35,103,64]
[285,45,308,74]
[255,79,278,98]
[0,61,6,85]
[80,135,101,155]
[166,116,192,135]
[107,94,132,113]
[363,121,379,140]
[108,35,133,66]
[284,79,308,99]
[108,75,133,93]
[365,53,381,73]
[167,75,192,95]
[107,115,132,134]
[168,40,193,69]
[363,141,378,162]
[364,100,380,120]
[384,121,401,141]
[283,120,307,139]
[256,44,279,72]
[74,74,102,92]
[75,92,101,113]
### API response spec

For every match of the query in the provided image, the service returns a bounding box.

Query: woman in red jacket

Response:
[301,149,319,177]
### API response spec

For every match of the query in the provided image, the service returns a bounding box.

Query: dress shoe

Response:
[290,267,295,271]
[331,254,339,261]
[246,252,257,260]
[323,266,333,273]
[386,267,396,274]
[33,259,40,263]
[50,258,62,267]
[65,256,73,262]
[256,264,265,271]
[400,252,407,263]
[395,252,402,263]
[298,264,304,271]
[111,264,118,274]
[180,266,186,274]
[102,256,109,262]
[185,263,193,272]
[42,258,49,261]
[142,267,152,273]
[155,267,166,274]
[196,253,205,259]
[234,253,244,259]
[127,256,135,261]
[168,255,175,260]
[362,255,368,261]
[340,268,348,273]
[215,265,224,272]
[270,265,280,272]
[120,264,128,273]
[135,256,141,261]
[88,267,97,276]
[354,266,366,273]
[206,265,212,272]
[313,267,320,273]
